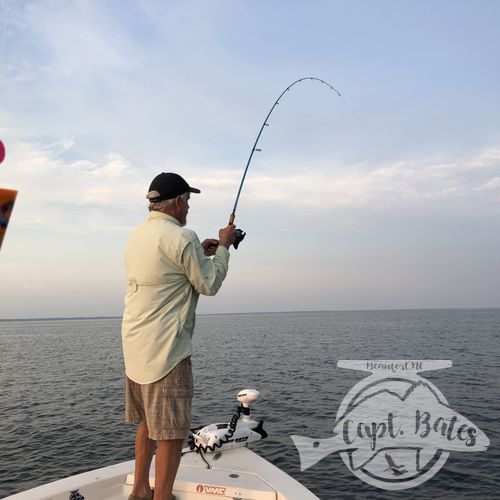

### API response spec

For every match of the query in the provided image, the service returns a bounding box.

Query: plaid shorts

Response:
[125,357,193,441]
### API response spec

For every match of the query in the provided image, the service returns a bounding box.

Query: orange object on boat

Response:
[0,188,17,251]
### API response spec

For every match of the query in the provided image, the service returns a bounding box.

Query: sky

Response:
[0,0,499,318]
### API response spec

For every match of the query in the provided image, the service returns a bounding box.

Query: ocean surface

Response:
[0,309,499,499]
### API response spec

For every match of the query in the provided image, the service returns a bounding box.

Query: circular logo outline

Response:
[336,373,450,490]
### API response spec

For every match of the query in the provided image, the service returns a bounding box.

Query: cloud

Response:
[476,176,500,198]
[2,140,145,230]
[208,146,500,210]
[2,139,499,236]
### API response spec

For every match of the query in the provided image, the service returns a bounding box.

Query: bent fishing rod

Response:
[228,77,341,249]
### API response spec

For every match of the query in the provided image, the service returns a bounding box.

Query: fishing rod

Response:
[228,77,341,249]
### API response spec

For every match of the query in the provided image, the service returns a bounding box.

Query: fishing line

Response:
[227,76,389,249]
[338,93,394,165]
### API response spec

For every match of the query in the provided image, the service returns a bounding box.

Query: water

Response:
[0,309,499,499]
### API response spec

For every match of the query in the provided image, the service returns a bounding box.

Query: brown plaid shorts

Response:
[125,356,193,440]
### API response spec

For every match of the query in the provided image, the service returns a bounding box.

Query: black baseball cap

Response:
[147,173,201,201]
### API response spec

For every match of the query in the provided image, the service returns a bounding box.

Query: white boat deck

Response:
[5,446,319,500]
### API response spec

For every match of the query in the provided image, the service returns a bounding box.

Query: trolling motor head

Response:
[237,388,260,416]
[237,388,260,426]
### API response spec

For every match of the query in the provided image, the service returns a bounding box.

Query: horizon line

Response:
[1,306,499,322]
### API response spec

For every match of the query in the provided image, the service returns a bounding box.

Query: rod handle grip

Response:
[228,213,235,225]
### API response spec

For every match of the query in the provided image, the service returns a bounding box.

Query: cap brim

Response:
[188,187,201,193]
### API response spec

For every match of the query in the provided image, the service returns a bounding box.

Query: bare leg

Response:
[154,439,183,500]
[131,421,155,498]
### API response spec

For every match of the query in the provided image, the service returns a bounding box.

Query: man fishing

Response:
[121,172,236,500]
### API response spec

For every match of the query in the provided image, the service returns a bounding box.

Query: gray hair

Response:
[146,191,188,212]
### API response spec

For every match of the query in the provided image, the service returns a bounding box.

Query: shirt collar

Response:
[148,211,182,227]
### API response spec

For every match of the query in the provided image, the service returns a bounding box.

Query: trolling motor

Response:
[190,389,267,453]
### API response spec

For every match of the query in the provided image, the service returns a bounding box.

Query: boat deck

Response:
[5,446,319,499]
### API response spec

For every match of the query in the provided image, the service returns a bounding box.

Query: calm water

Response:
[0,310,499,499]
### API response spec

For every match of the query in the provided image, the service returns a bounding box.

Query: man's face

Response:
[178,193,190,226]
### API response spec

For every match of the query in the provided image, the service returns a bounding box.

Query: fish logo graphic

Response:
[291,360,490,490]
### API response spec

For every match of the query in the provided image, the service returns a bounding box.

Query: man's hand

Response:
[201,239,219,256]
[219,224,236,249]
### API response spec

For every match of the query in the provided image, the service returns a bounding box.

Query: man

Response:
[122,172,236,500]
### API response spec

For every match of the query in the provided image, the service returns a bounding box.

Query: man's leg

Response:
[130,421,155,498]
[154,439,183,500]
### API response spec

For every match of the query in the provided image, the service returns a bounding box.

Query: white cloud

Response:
[2,139,499,236]
[206,147,500,210]
[2,140,145,231]
[477,176,500,191]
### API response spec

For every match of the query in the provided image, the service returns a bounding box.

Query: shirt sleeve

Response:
[181,238,230,296]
